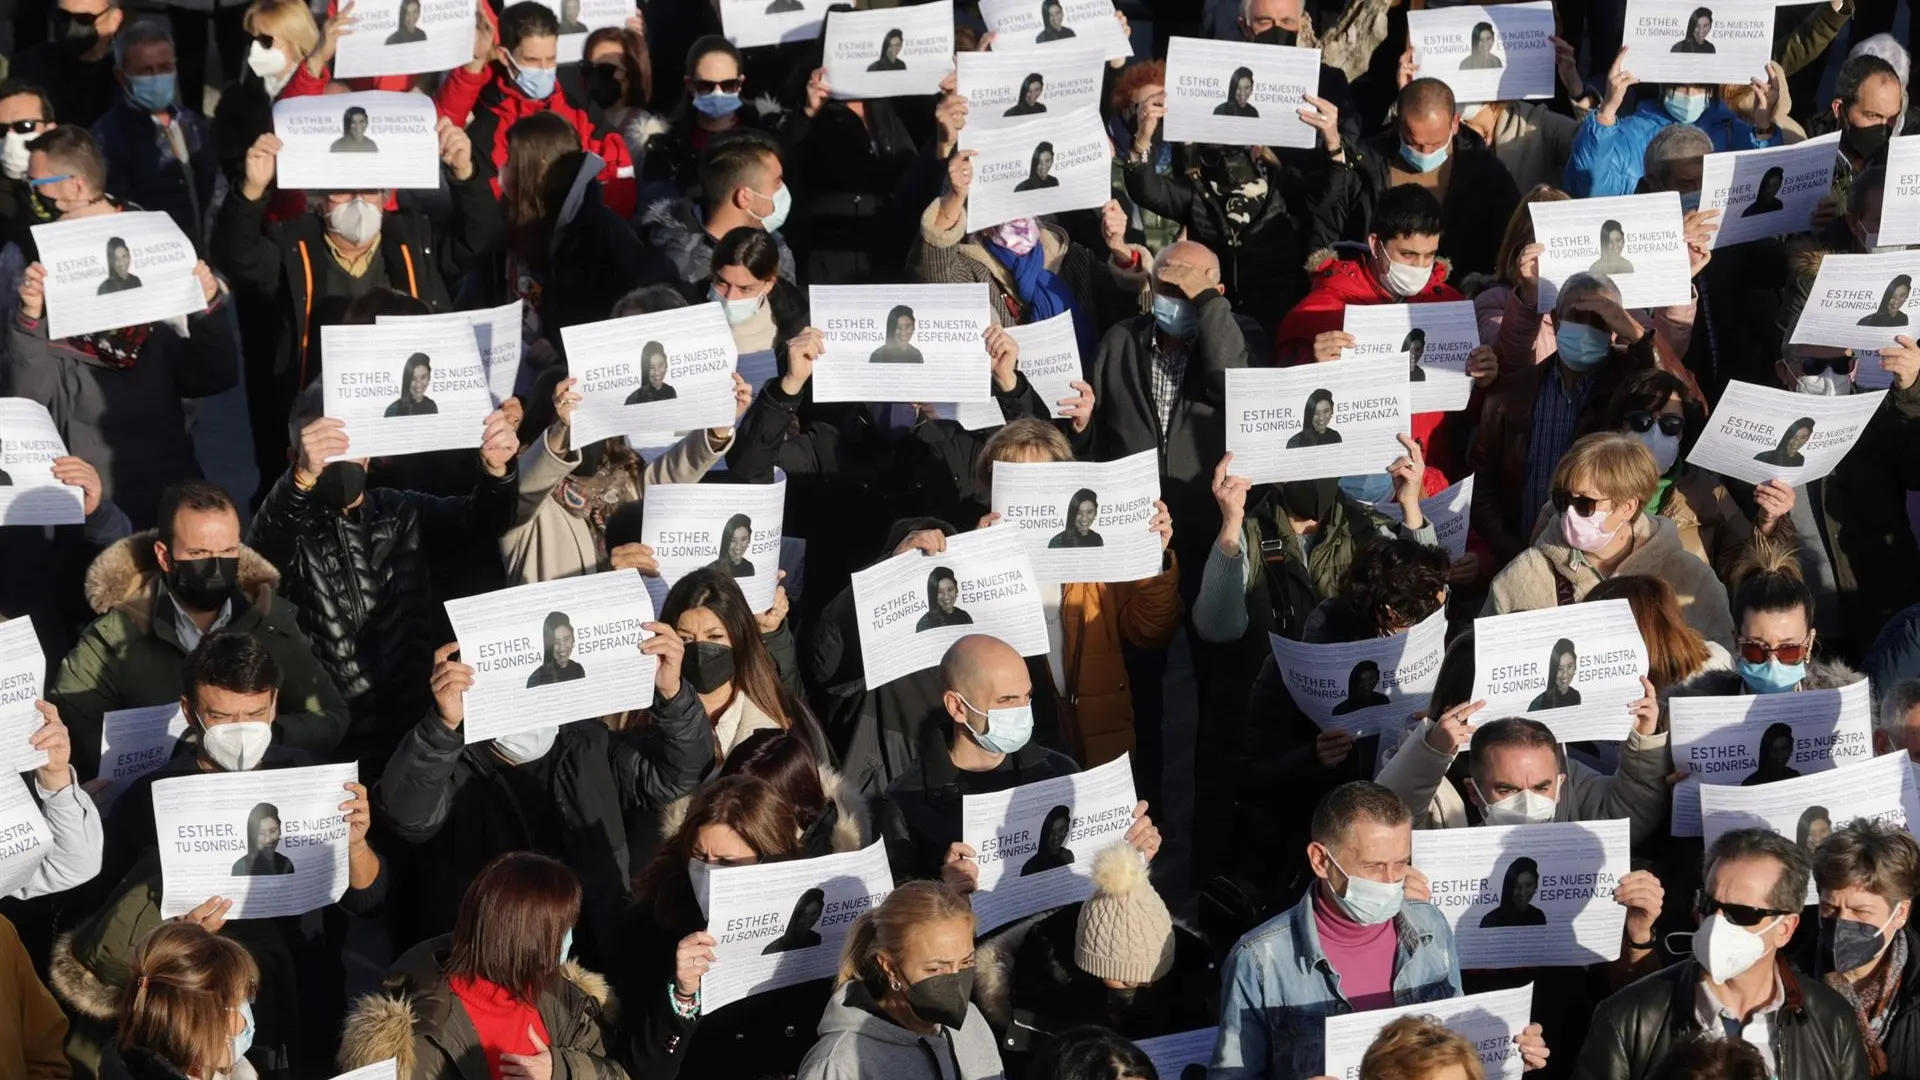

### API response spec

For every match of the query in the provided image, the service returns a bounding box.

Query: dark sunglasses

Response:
[1798,355,1855,376]
[1,119,47,135]
[61,8,102,24]
[1623,410,1686,437]
[692,77,744,94]
[1549,489,1607,517]
[1736,636,1812,666]
[1696,890,1796,928]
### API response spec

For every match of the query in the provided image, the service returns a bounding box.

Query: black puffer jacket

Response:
[246,468,518,770]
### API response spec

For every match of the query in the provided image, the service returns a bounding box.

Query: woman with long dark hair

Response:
[1286,389,1342,447]
[661,568,823,762]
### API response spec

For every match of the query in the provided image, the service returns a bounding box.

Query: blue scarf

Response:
[987,237,1097,365]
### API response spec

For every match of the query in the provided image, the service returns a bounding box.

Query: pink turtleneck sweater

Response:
[1312,885,1399,1010]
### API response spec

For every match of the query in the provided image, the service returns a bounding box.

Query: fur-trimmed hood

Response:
[50,930,118,1022]
[658,763,872,855]
[1670,656,1864,698]
[83,529,281,626]
[1303,244,1455,291]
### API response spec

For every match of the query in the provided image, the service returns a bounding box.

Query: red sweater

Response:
[435,62,637,217]
[449,974,550,1080]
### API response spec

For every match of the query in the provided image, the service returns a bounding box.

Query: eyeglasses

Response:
[1736,635,1813,665]
[1,120,47,136]
[1623,410,1686,437]
[1549,489,1609,517]
[26,174,71,188]
[1796,355,1855,376]
[1696,890,1797,927]
[692,77,744,95]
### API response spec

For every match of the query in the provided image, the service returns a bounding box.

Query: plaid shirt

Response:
[1150,334,1191,437]
[1521,364,1594,536]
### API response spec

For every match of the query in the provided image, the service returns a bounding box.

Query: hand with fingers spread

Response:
[1598,47,1637,125]
[1424,700,1486,754]
[430,643,472,730]
[50,457,102,516]
[309,0,357,75]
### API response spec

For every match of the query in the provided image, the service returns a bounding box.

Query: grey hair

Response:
[611,285,690,318]
[1643,123,1712,187]
[1706,827,1812,915]
[1851,33,1912,125]
[1555,271,1621,314]
[1880,678,1920,737]
[113,17,175,68]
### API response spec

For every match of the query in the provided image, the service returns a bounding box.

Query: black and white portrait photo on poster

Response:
[272,90,442,188]
[698,840,893,1009]
[1269,605,1447,738]
[443,570,660,743]
[821,1,954,99]
[1700,752,1910,902]
[810,283,992,403]
[1686,380,1888,485]
[1414,820,1631,968]
[1528,191,1693,311]
[962,754,1138,930]
[1223,356,1411,483]
[1667,677,1871,836]
[0,398,86,526]
[378,300,524,406]
[978,0,1131,60]
[989,449,1163,583]
[1787,250,1920,363]
[29,211,202,340]
[1163,36,1323,149]
[1696,133,1838,248]
[959,108,1111,231]
[320,322,492,460]
[719,0,834,49]
[1339,299,1480,412]
[1323,986,1536,1080]
[528,0,635,59]
[561,302,740,445]
[639,473,787,612]
[1472,600,1649,743]
[848,524,1047,689]
[333,0,477,78]
[152,762,358,919]
[954,44,1107,132]
[1407,2,1556,103]
[1617,0,1773,85]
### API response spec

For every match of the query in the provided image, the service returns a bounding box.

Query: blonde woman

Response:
[108,921,260,1080]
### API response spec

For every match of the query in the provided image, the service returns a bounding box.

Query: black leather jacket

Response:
[1572,957,1869,1080]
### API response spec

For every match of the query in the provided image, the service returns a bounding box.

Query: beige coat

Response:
[1480,99,1586,194]
[1488,511,1736,651]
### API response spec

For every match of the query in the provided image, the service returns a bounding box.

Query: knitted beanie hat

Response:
[1074,842,1174,984]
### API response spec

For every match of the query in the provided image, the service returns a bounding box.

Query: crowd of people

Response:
[7,0,1920,1077]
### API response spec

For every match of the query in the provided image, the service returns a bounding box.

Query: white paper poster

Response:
[1618,0,1774,86]
[1415,819,1630,968]
[152,762,356,919]
[98,704,190,804]
[31,211,202,341]
[961,108,1111,232]
[1685,379,1887,487]
[1223,356,1412,484]
[1471,600,1649,743]
[378,300,522,406]
[272,91,441,190]
[1135,1029,1217,1080]
[1373,473,1474,560]
[1530,191,1693,312]
[0,398,84,526]
[1669,677,1872,837]
[1786,250,1920,371]
[1700,751,1908,902]
[1323,984,1534,1080]
[1340,300,1479,414]
[990,449,1162,584]
[320,322,491,460]
[0,774,53,898]
[811,283,992,403]
[1270,606,1447,737]
[1879,135,1920,248]
[702,840,893,1010]
[1164,37,1322,150]
[0,618,48,773]
[722,0,835,48]
[443,571,659,742]
[823,2,955,100]
[332,0,476,78]
[1407,3,1557,103]
[962,754,1138,931]
[326,1061,398,1080]
[530,0,631,61]
[1698,134,1839,249]
[562,303,740,447]
[639,476,786,613]
[978,0,1131,60]
[849,525,1049,689]
[945,311,1083,430]
[954,45,1109,132]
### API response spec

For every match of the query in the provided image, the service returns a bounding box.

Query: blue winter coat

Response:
[1565,96,1782,197]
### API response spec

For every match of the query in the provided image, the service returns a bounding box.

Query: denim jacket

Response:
[1211,888,1463,1079]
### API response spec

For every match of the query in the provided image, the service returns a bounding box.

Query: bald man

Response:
[1331,77,1520,281]
[873,634,1160,884]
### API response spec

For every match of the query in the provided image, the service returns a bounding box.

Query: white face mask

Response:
[709,284,764,326]
[0,132,31,181]
[1460,103,1486,122]
[1795,370,1850,396]
[1633,428,1682,472]
[1691,912,1779,984]
[1469,779,1559,825]
[1378,253,1432,298]
[493,725,558,765]
[200,721,272,772]
[247,40,290,77]
[326,199,383,246]
[1327,853,1406,925]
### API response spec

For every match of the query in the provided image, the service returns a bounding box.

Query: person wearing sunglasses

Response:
[633,34,779,201]
[1488,430,1736,652]
[0,82,59,258]
[1575,827,1868,1080]
[1810,818,1920,1078]
[1673,540,1864,702]
[9,0,125,129]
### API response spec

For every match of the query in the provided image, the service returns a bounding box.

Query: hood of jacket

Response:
[1303,245,1457,304]
[85,530,282,625]
[1670,656,1864,698]
[657,763,873,854]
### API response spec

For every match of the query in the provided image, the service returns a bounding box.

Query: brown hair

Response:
[1108,59,1165,114]
[635,775,802,927]
[837,880,976,993]
[244,0,320,59]
[1552,431,1662,509]
[1646,1033,1770,1080]
[1309,781,1411,849]
[444,851,582,1004]
[1360,1015,1486,1080]
[583,24,652,106]
[118,922,260,1079]
[1495,184,1572,289]
[976,418,1073,490]
[503,112,582,265]
[721,729,828,834]
[1586,575,1712,691]
[660,568,816,760]
[1814,817,1920,902]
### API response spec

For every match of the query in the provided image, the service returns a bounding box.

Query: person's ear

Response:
[942,690,970,729]
[153,537,173,572]
[1305,840,1334,880]
[1774,912,1800,948]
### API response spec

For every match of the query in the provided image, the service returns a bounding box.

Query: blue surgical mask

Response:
[748,183,791,232]
[1555,321,1613,371]
[127,72,176,112]
[514,63,557,101]
[958,694,1034,755]
[1339,472,1395,504]
[1678,190,1702,212]
[1664,90,1708,124]
[1152,293,1196,337]
[1399,139,1448,173]
[1738,657,1806,694]
[694,90,744,118]
[232,1001,256,1061]
[559,928,574,965]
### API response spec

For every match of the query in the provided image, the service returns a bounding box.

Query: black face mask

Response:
[53,10,101,55]
[587,63,624,109]
[1253,25,1298,46]
[1200,148,1259,191]
[30,188,64,222]
[683,640,735,695]
[165,554,238,612]
[309,462,367,509]
[1842,121,1891,163]
[572,441,607,478]
[901,969,974,1029]
[1279,477,1340,523]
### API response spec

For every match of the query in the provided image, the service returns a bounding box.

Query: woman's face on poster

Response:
[1509,868,1539,906]
[253,815,282,852]
[1601,227,1625,256]
[647,353,669,386]
[1232,74,1254,106]
[1033,149,1055,177]
[110,244,132,277]
[728,525,751,560]
[1788,425,1813,453]
[1311,399,1333,432]
[1690,13,1712,41]
[936,577,958,611]
[409,364,431,401]
[1554,650,1577,691]
[552,623,575,664]
[1073,499,1097,533]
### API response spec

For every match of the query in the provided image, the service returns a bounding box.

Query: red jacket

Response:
[436,61,637,217]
